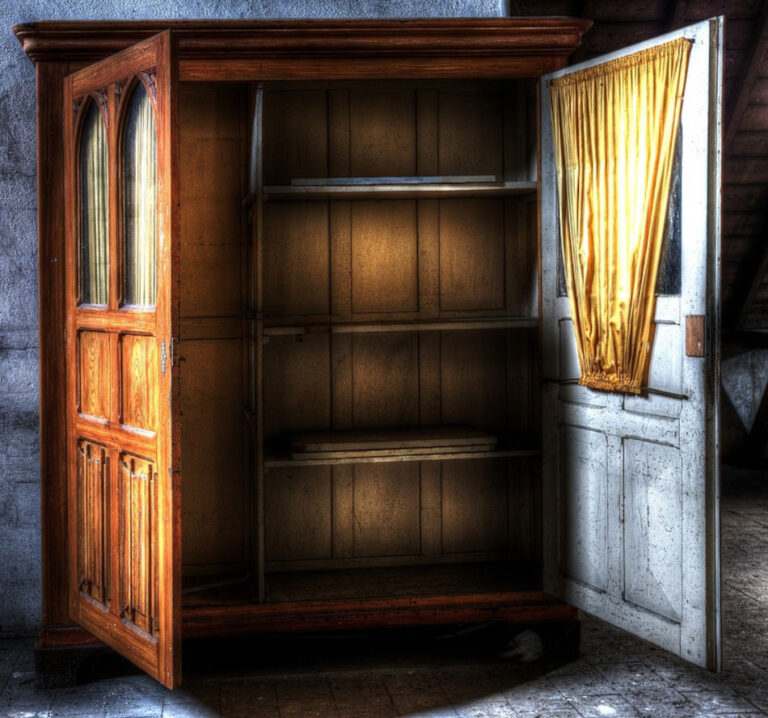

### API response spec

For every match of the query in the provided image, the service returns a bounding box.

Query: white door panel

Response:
[541,18,721,669]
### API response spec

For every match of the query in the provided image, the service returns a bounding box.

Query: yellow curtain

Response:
[81,104,108,305]
[124,82,157,307]
[548,38,691,394]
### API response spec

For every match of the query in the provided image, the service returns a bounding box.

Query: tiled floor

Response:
[2,467,768,718]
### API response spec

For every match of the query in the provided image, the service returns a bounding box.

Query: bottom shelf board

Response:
[265,562,538,603]
[182,561,538,608]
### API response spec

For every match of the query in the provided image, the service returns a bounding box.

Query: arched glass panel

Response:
[122,81,157,307]
[79,102,109,306]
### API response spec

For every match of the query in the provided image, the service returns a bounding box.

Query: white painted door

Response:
[541,18,722,669]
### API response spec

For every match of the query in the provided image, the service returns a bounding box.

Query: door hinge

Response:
[161,339,167,375]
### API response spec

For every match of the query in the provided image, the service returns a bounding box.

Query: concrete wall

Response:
[0,1,507,634]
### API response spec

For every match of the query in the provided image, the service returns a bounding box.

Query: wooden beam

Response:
[665,0,687,32]
[725,2,768,153]
[730,228,768,330]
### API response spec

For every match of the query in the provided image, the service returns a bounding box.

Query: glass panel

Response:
[655,128,682,296]
[79,103,109,306]
[122,81,157,307]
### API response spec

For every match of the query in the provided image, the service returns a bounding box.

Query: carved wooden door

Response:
[541,18,722,669]
[64,31,180,688]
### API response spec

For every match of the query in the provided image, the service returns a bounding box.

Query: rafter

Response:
[730,228,768,330]
[725,1,768,153]
[665,0,687,32]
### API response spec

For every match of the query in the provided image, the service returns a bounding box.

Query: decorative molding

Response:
[13,19,592,63]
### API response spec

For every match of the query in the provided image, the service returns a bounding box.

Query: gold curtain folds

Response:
[123,82,157,307]
[548,38,691,394]
[80,103,109,305]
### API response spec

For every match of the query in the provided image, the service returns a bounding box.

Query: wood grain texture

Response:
[353,463,421,557]
[350,89,416,176]
[26,18,596,684]
[78,331,111,420]
[121,335,158,433]
[76,440,110,606]
[119,453,158,636]
[438,89,503,176]
[14,19,593,67]
[439,199,505,312]
[351,333,419,428]
[264,466,332,562]
[442,458,508,554]
[180,340,247,572]
[262,335,331,439]
[263,203,330,318]
[63,31,180,689]
[351,201,418,315]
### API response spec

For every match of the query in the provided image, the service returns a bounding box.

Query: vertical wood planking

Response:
[350,89,416,176]
[418,332,441,424]
[416,89,439,176]
[263,202,330,318]
[265,467,332,561]
[262,335,331,438]
[331,333,353,429]
[438,89,503,176]
[439,199,505,313]
[352,463,421,557]
[420,463,442,555]
[330,201,352,321]
[350,201,418,315]
[351,333,419,428]
[331,465,354,559]
[37,60,72,627]
[328,90,350,176]
[418,200,440,318]
[442,459,507,554]
[262,89,328,184]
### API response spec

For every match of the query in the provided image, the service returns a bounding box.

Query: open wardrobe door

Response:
[63,31,181,688]
[541,18,722,669]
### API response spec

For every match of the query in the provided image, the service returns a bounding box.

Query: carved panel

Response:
[76,440,110,606]
[139,69,157,101]
[121,334,157,432]
[79,331,111,420]
[119,453,158,637]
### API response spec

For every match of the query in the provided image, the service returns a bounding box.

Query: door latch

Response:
[685,315,705,358]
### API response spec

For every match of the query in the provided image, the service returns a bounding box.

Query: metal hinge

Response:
[161,340,167,375]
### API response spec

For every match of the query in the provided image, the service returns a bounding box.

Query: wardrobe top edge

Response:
[14,17,593,64]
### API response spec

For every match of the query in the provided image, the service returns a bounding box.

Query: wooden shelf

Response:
[264,426,538,468]
[260,179,537,202]
[263,316,538,337]
[264,448,538,468]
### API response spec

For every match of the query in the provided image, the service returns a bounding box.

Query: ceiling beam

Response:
[730,226,768,329]
[725,2,768,153]
[665,0,687,31]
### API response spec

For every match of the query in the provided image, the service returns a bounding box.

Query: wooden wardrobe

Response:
[15,17,722,689]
